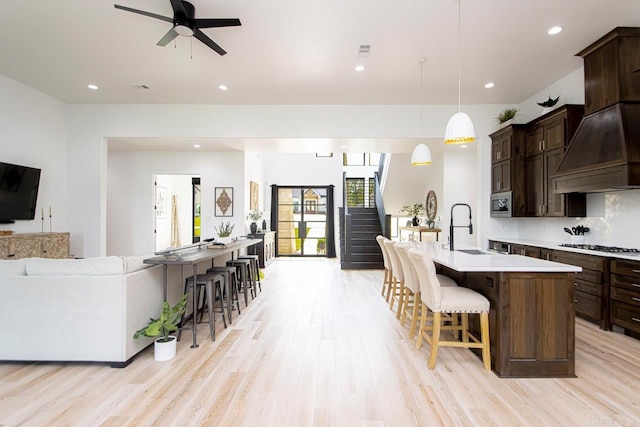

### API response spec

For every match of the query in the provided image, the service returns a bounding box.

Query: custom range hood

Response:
[552,27,640,194]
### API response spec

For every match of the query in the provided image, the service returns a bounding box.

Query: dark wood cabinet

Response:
[552,250,607,328]
[509,243,541,258]
[248,231,276,268]
[489,125,526,216]
[610,259,640,337]
[491,161,511,193]
[523,105,586,217]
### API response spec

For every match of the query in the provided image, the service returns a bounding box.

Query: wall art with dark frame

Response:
[215,187,233,217]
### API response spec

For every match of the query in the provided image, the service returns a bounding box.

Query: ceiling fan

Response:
[114,0,241,56]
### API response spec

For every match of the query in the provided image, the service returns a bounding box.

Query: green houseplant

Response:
[134,293,188,361]
[214,221,235,243]
[247,210,263,234]
[496,107,519,125]
[400,203,425,226]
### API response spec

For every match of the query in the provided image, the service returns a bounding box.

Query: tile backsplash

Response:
[515,189,640,248]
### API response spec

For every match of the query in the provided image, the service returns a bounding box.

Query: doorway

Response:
[275,186,329,256]
[154,174,199,252]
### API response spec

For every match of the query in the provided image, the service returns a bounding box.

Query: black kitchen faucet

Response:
[449,203,473,251]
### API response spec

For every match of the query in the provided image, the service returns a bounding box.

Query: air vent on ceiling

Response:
[358,44,371,57]
[130,84,150,90]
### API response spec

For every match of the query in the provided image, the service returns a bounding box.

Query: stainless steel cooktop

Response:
[559,244,640,254]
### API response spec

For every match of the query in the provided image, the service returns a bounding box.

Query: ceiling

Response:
[1,0,639,152]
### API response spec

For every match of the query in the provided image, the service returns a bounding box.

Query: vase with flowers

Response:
[214,221,235,244]
[247,209,263,235]
[400,203,426,226]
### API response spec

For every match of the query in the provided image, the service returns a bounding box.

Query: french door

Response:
[275,186,329,256]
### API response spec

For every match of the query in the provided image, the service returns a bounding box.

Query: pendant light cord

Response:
[420,58,425,137]
[457,0,461,112]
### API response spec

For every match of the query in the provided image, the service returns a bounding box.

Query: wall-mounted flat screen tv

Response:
[0,161,41,224]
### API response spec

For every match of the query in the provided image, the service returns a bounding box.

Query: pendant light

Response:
[411,59,432,165]
[444,0,475,145]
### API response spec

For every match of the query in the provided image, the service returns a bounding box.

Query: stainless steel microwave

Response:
[490,191,512,217]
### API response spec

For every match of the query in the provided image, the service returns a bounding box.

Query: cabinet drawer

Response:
[575,278,602,297]
[610,301,640,334]
[611,286,640,308]
[553,251,605,272]
[611,259,640,278]
[576,268,603,284]
[574,290,602,320]
[610,273,640,292]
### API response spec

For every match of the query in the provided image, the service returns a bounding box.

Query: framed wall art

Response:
[215,187,233,217]
[250,181,259,210]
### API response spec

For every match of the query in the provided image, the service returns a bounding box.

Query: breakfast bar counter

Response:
[415,243,581,378]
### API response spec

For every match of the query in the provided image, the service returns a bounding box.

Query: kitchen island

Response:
[417,243,581,378]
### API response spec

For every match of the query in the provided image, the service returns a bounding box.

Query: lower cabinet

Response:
[0,232,70,259]
[248,231,276,268]
[552,250,607,329]
[610,259,640,337]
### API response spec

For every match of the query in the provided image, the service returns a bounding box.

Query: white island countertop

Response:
[414,242,581,273]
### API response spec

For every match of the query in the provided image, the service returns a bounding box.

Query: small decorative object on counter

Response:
[215,221,235,243]
[400,203,425,226]
[247,210,263,235]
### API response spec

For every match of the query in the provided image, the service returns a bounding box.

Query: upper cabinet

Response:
[489,125,527,216]
[490,105,587,218]
[522,105,587,217]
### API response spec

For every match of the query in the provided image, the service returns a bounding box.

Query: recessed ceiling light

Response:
[193,144,201,148]
[484,82,495,89]
[218,84,228,91]
[547,26,562,35]
[355,65,365,72]
[460,145,468,149]
[87,84,99,90]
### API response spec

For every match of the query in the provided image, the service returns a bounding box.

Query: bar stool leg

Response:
[216,275,228,329]
[205,280,215,341]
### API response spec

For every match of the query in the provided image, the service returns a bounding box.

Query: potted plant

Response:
[214,221,235,244]
[247,209,263,234]
[134,293,188,362]
[400,203,425,226]
[317,238,326,255]
[496,107,519,128]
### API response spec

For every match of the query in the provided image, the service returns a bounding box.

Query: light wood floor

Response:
[1,258,640,426]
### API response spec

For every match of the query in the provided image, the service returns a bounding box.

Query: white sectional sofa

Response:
[0,255,165,367]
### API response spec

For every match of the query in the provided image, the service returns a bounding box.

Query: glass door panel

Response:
[276,186,328,256]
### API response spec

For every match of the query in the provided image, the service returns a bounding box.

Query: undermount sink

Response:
[456,249,491,255]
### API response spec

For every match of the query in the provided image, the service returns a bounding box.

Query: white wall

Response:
[442,149,478,248]
[244,152,266,232]
[0,75,68,235]
[9,63,640,256]
[107,150,244,256]
[262,152,344,253]
[384,152,444,224]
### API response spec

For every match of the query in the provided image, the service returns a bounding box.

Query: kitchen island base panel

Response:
[441,267,576,378]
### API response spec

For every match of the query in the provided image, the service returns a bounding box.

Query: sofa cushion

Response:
[123,255,154,274]
[0,258,31,276]
[26,256,125,276]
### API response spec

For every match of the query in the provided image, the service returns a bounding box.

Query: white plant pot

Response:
[570,235,586,245]
[218,236,232,244]
[154,336,177,361]
[498,118,514,129]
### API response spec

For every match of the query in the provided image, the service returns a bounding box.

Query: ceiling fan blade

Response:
[114,4,173,23]
[194,28,226,56]
[169,0,187,18]
[195,18,241,29]
[157,28,179,46]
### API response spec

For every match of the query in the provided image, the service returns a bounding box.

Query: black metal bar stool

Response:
[226,258,254,306]
[207,265,241,322]
[178,272,227,346]
[238,254,262,293]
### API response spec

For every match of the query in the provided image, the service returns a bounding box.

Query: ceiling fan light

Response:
[444,112,475,144]
[411,144,432,166]
[175,25,194,37]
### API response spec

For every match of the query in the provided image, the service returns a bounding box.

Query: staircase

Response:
[339,207,384,269]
